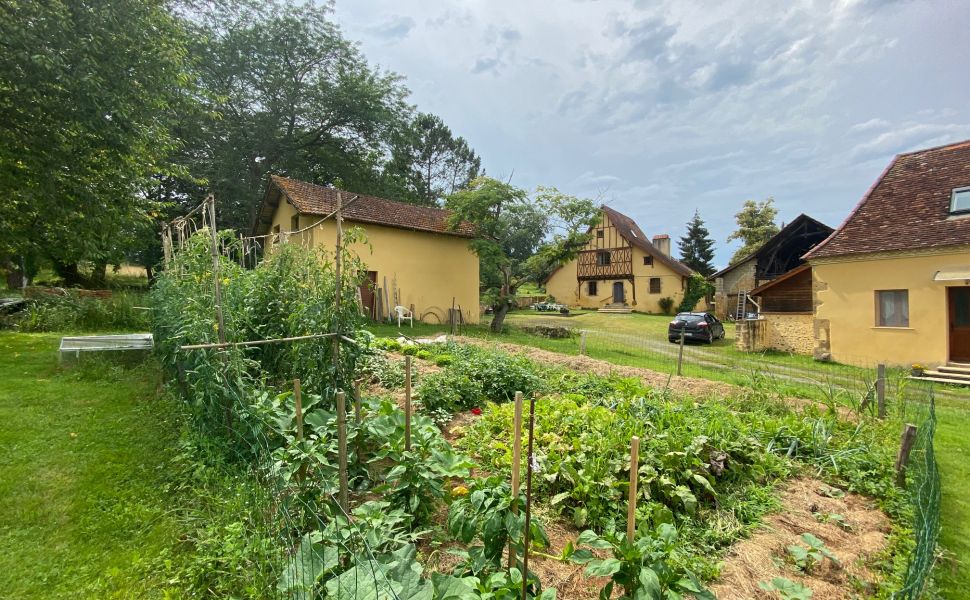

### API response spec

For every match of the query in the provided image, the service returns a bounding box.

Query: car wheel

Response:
[706,332,714,344]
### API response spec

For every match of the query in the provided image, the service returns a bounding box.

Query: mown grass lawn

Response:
[0,332,178,599]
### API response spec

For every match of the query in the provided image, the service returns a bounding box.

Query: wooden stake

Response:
[337,390,349,512]
[877,363,887,419]
[580,330,587,355]
[895,423,918,487]
[404,355,412,451]
[521,393,537,600]
[206,195,231,433]
[294,379,303,440]
[332,191,343,406]
[353,381,362,425]
[627,436,640,541]
[508,391,524,569]
[676,330,685,376]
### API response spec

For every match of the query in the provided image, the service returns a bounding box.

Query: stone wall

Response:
[735,313,814,355]
[762,312,814,355]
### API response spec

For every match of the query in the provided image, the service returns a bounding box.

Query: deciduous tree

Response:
[445,178,598,332]
[727,198,779,264]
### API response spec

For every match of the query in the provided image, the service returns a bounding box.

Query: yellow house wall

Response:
[268,199,480,324]
[812,247,970,367]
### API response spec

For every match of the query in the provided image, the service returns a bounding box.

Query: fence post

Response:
[404,355,412,451]
[508,391,524,569]
[579,330,587,355]
[877,363,887,419]
[337,391,349,512]
[895,423,918,487]
[677,330,685,376]
[627,436,640,542]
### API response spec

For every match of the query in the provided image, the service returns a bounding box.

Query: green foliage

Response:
[658,296,676,316]
[759,577,813,600]
[0,0,192,269]
[416,349,433,360]
[385,112,482,206]
[679,210,716,276]
[677,274,715,313]
[367,399,474,526]
[5,291,149,332]
[786,533,840,573]
[446,178,598,331]
[727,198,780,264]
[565,524,714,600]
[434,353,455,366]
[417,345,543,411]
[447,476,550,577]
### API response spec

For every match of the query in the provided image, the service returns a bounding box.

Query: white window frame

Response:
[951,186,970,214]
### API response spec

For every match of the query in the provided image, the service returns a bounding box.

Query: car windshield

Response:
[676,314,705,322]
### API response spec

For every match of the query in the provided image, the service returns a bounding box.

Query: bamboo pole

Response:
[337,390,349,512]
[508,391,524,568]
[206,195,231,433]
[405,355,412,451]
[294,379,303,440]
[627,436,640,541]
[179,331,349,351]
[877,363,887,419]
[521,392,537,600]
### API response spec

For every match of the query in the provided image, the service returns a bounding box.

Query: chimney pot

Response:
[652,234,671,257]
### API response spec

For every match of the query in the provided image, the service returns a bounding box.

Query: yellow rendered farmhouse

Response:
[544,205,693,312]
[253,175,480,325]
[806,140,970,368]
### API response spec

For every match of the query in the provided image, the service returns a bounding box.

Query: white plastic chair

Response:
[394,305,413,328]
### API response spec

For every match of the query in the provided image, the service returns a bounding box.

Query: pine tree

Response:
[678,209,716,276]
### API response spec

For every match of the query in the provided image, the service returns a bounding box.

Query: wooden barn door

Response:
[949,287,970,362]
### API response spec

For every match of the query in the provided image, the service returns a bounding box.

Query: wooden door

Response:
[612,281,624,303]
[360,271,378,318]
[950,287,970,362]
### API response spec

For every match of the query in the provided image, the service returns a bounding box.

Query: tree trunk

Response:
[52,261,86,287]
[145,265,155,284]
[490,302,510,333]
[91,262,108,288]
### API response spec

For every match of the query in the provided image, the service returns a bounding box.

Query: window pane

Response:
[953,188,970,213]
[877,290,909,327]
[649,278,661,294]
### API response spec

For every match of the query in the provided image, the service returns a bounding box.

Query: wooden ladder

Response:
[735,291,747,320]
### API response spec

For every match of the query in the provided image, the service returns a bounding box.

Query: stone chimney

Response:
[652,234,671,257]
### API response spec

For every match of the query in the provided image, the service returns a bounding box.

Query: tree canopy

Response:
[678,210,716,276]
[727,198,780,264]
[445,178,598,331]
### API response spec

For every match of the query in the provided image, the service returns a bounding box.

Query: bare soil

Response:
[711,477,891,600]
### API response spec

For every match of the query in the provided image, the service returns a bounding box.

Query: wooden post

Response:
[404,355,412,451]
[676,330,685,376]
[627,436,640,542]
[895,423,918,487]
[337,390,349,512]
[332,191,343,405]
[508,391,524,568]
[579,330,587,355]
[294,379,303,440]
[521,393,537,600]
[877,364,887,419]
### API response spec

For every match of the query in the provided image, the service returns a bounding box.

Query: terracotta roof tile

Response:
[255,175,476,238]
[807,139,970,259]
[601,205,694,277]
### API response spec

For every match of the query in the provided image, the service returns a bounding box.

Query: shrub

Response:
[7,291,150,332]
[677,273,713,313]
[417,370,484,412]
[658,296,675,315]
[415,349,432,360]
[401,344,419,356]
[434,354,455,367]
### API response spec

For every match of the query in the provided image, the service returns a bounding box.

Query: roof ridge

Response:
[896,138,970,157]
[271,174,453,216]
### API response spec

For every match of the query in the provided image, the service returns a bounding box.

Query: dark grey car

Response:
[668,312,725,344]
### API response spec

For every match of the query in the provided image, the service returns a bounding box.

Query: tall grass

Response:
[4,292,150,332]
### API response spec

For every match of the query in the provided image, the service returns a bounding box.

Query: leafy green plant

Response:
[658,296,675,315]
[434,354,455,367]
[759,577,812,599]
[367,399,473,526]
[447,476,549,577]
[415,349,432,360]
[786,533,839,573]
[565,524,714,600]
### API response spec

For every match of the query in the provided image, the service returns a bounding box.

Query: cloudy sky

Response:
[334,0,970,267]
